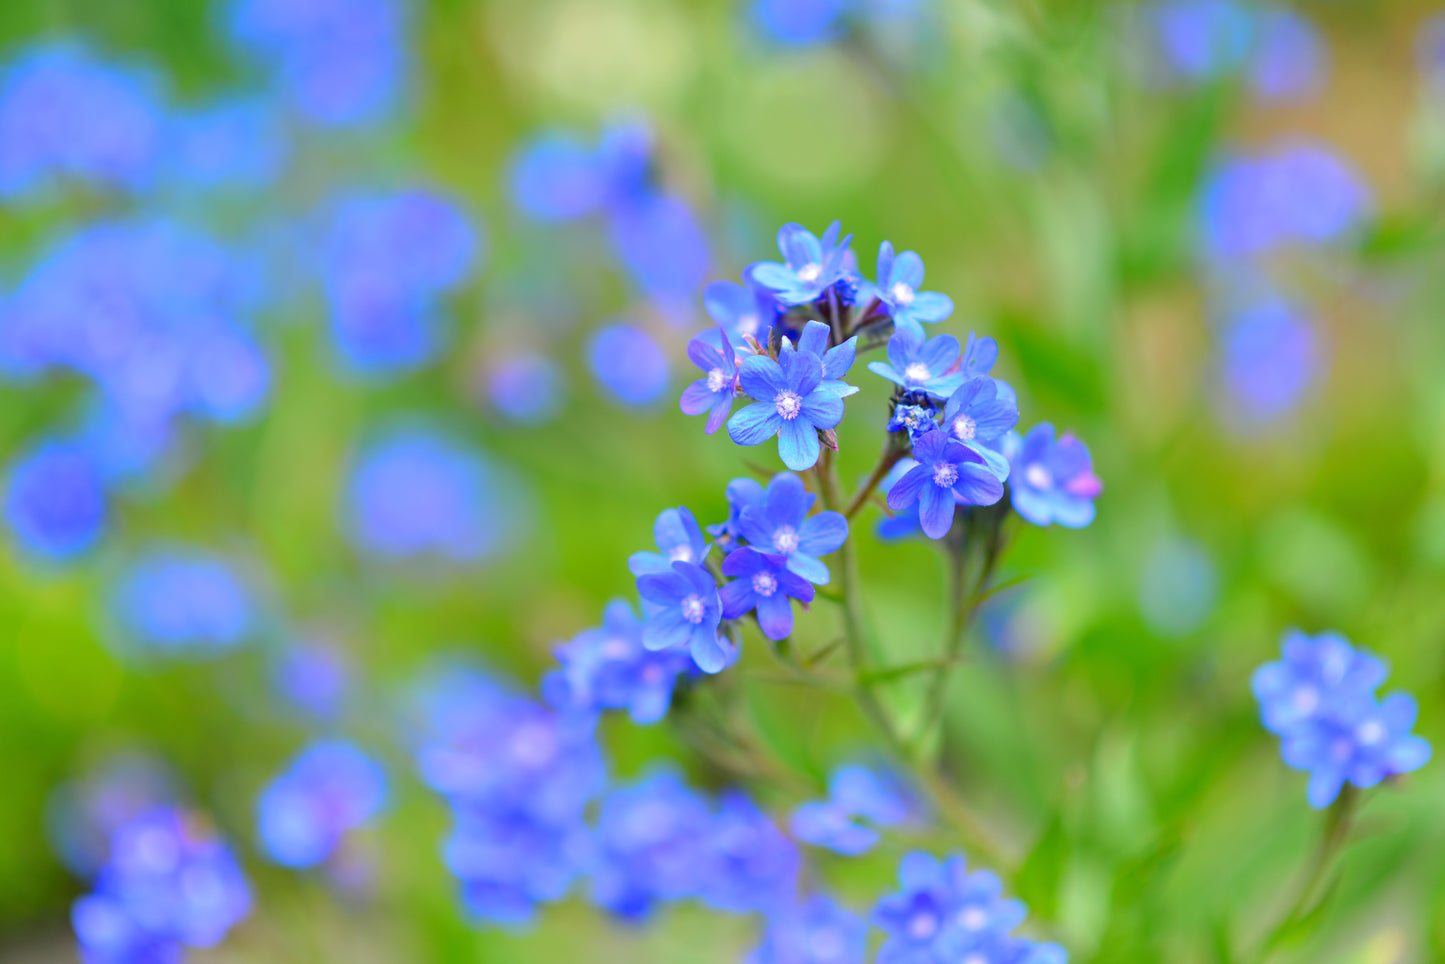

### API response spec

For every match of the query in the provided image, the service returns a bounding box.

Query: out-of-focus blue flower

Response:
[110,550,256,658]
[608,193,712,309]
[748,895,869,964]
[166,98,288,192]
[272,642,352,720]
[1252,630,1388,738]
[322,190,479,376]
[869,328,966,400]
[682,328,743,435]
[591,771,713,922]
[47,755,177,880]
[1147,2,1325,104]
[872,242,954,337]
[75,402,175,484]
[0,42,165,199]
[225,0,407,127]
[445,802,593,929]
[629,507,711,575]
[637,560,733,673]
[705,277,778,345]
[728,350,849,471]
[1137,537,1218,638]
[1219,299,1318,424]
[1249,7,1326,103]
[1418,13,1445,90]
[345,425,517,564]
[1149,0,1252,83]
[887,430,1003,539]
[72,808,251,962]
[941,377,1019,481]
[701,790,801,913]
[709,476,768,549]
[4,439,108,562]
[484,352,565,425]
[749,222,854,306]
[508,131,612,223]
[1007,424,1100,529]
[588,324,670,406]
[257,741,388,868]
[750,0,850,47]
[720,547,817,641]
[790,764,915,856]
[544,599,693,725]
[734,472,847,585]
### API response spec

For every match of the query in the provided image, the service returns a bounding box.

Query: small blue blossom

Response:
[728,349,849,472]
[4,439,108,562]
[257,741,388,868]
[709,476,768,548]
[109,550,256,658]
[1249,7,1326,103]
[701,790,801,914]
[444,802,593,929]
[720,548,816,641]
[543,599,693,724]
[165,98,288,192]
[791,764,916,856]
[272,642,352,720]
[941,376,1020,481]
[588,324,671,406]
[629,507,711,575]
[1252,630,1388,737]
[873,241,954,337]
[608,192,712,309]
[508,130,612,223]
[637,561,734,673]
[484,352,566,425]
[749,222,854,307]
[47,755,177,880]
[1149,0,1251,84]
[750,0,849,47]
[783,320,860,398]
[876,458,924,541]
[747,895,869,964]
[681,327,742,434]
[888,403,939,441]
[886,431,1004,540]
[735,472,848,585]
[1219,299,1319,425]
[705,277,778,345]
[591,771,714,922]
[869,327,966,400]
[1008,425,1100,529]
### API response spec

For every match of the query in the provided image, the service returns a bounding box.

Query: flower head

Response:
[749,222,854,306]
[637,560,733,673]
[629,506,711,575]
[720,548,817,641]
[791,764,917,856]
[886,431,1004,540]
[873,241,954,337]
[1252,630,1387,736]
[544,599,693,724]
[747,894,868,964]
[869,327,966,400]
[709,476,768,549]
[1008,424,1100,528]
[942,377,1020,481]
[109,549,255,658]
[589,323,670,406]
[681,327,743,434]
[700,790,801,914]
[257,741,388,868]
[3,439,108,562]
[591,772,714,922]
[735,472,849,585]
[728,349,850,471]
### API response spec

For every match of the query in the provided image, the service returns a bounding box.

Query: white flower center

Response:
[1025,463,1052,490]
[707,367,727,392]
[773,526,799,553]
[932,463,959,487]
[1357,721,1386,746]
[904,362,931,382]
[891,281,915,307]
[668,544,694,563]
[797,263,822,283]
[952,415,977,441]
[907,912,938,940]
[738,313,759,336]
[752,571,779,597]
[775,390,803,420]
[680,594,707,624]
[958,906,988,931]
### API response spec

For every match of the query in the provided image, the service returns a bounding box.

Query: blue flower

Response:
[728,349,849,472]
[109,549,256,658]
[876,458,924,541]
[507,130,612,223]
[4,439,108,562]
[888,403,939,441]
[681,327,742,434]
[790,764,916,856]
[588,324,671,407]
[873,241,954,337]
[705,277,778,345]
[720,548,816,641]
[749,222,854,307]
[444,802,593,929]
[869,327,967,399]
[637,561,734,673]
[873,852,1041,964]
[1219,299,1319,425]
[886,430,1004,540]
[543,599,693,724]
[629,507,711,575]
[257,741,388,868]
[1008,424,1100,528]
[709,476,768,548]
[784,320,860,397]
[941,377,1020,481]
[47,754,178,879]
[1149,0,1253,83]
[1252,630,1387,736]
[747,895,868,964]
[1249,7,1326,104]
[735,472,848,585]
[608,192,712,309]
[165,97,288,192]
[700,790,801,914]
[750,0,849,47]
[485,352,566,425]
[272,642,352,720]
[591,771,714,922]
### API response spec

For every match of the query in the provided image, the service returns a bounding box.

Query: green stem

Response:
[1254,786,1361,960]
[844,439,906,520]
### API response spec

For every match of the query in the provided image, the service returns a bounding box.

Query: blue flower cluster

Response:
[1253,630,1433,808]
[107,547,258,660]
[256,740,388,868]
[791,763,918,855]
[71,808,251,964]
[1143,1,1326,104]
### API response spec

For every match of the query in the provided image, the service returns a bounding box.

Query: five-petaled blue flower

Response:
[886,431,1004,540]
[791,764,916,856]
[1008,424,1101,528]
[637,561,734,673]
[629,506,711,575]
[720,548,816,641]
[784,320,860,399]
[747,894,868,964]
[873,241,954,337]
[544,599,693,724]
[681,328,742,435]
[749,221,854,306]
[1252,630,1387,737]
[735,472,848,585]
[941,377,1019,481]
[728,349,849,471]
[869,327,967,400]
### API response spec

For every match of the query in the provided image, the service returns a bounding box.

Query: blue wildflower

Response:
[4,439,108,562]
[637,561,734,673]
[720,548,816,641]
[783,320,860,398]
[1249,7,1326,103]
[591,771,714,922]
[705,277,778,345]
[1148,0,1253,83]
[701,790,801,914]
[484,352,566,425]
[941,376,1020,481]
[272,642,352,720]
[1219,299,1318,425]
[1252,630,1387,737]
[681,327,742,434]
[444,802,593,929]
[1008,424,1100,528]
[747,895,869,964]
[869,327,966,400]
[728,349,849,472]
[543,599,693,724]
[588,324,671,407]
[734,472,848,585]
[749,222,854,307]
[608,192,712,309]
[47,754,177,880]
[888,403,939,441]
[876,458,924,541]
[508,130,611,223]
[873,241,954,337]
[166,97,288,192]
[629,507,711,575]
[109,550,255,658]
[750,0,849,46]
[257,741,388,868]
[709,476,768,548]
[886,430,1004,539]
[790,764,916,856]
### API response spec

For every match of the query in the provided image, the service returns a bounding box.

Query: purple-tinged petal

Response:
[719,578,758,619]
[681,380,718,416]
[797,511,847,555]
[739,353,787,400]
[918,483,956,539]
[885,464,929,510]
[785,553,830,586]
[777,418,820,471]
[755,592,794,640]
[705,395,733,435]
[952,463,1005,506]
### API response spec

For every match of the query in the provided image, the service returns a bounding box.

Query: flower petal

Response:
[918,483,956,539]
[727,402,782,446]
[738,353,786,400]
[797,511,848,556]
[785,553,830,586]
[777,418,821,471]
[952,463,1005,507]
[680,379,718,416]
[642,608,690,651]
[755,592,794,640]
[885,464,929,510]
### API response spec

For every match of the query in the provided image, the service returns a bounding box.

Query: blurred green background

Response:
[2,0,1445,961]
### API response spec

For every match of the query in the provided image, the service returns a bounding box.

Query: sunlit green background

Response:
[2,1,1445,962]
